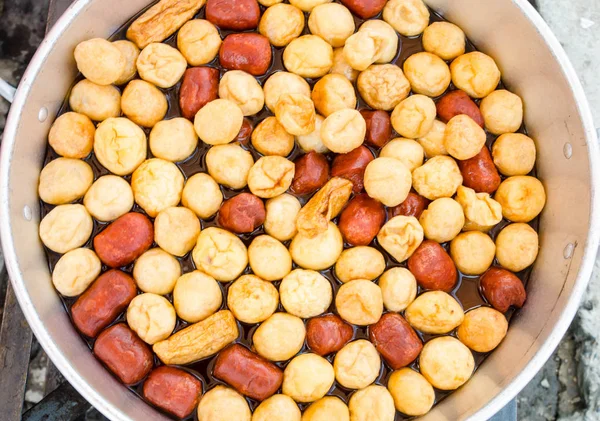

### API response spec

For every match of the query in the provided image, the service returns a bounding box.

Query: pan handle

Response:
[0,77,16,104]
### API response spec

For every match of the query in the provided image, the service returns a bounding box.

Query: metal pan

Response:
[1,0,598,419]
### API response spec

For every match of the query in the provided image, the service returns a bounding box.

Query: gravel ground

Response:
[0,0,599,419]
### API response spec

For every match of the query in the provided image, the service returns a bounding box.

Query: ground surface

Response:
[0,0,599,419]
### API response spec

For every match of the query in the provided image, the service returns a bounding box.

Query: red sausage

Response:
[361,110,392,148]
[71,270,137,337]
[143,366,203,418]
[179,67,219,120]
[206,0,260,31]
[93,324,153,385]
[436,90,485,127]
[306,314,354,356]
[213,344,283,401]
[331,146,374,194]
[369,313,422,369]
[388,191,430,220]
[219,34,272,76]
[93,212,154,268]
[457,147,502,194]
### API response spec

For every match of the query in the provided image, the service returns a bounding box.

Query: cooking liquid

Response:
[40,2,538,419]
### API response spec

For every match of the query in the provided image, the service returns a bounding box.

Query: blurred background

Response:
[0,0,598,420]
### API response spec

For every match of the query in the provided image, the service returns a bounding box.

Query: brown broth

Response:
[40,2,538,420]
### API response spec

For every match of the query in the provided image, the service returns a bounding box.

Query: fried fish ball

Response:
[252,117,295,157]
[127,293,176,344]
[248,156,295,198]
[303,397,349,421]
[364,157,412,207]
[264,194,301,241]
[296,115,329,154]
[38,158,93,205]
[219,70,265,116]
[121,79,168,127]
[417,119,447,158]
[492,133,536,176]
[450,52,501,98]
[131,159,184,218]
[253,312,306,361]
[177,19,222,66]
[290,222,343,271]
[249,235,293,281]
[391,95,436,139]
[360,20,398,63]
[275,94,317,136]
[280,269,333,318]
[289,0,332,12]
[379,267,417,312]
[192,227,249,282]
[419,337,474,390]
[228,274,279,324]
[422,22,465,60]
[403,52,451,97]
[137,42,187,88]
[377,216,424,263]
[308,3,355,48]
[383,0,429,36]
[321,109,366,153]
[343,21,398,72]
[387,368,434,416]
[419,198,465,243]
[495,176,546,222]
[84,175,134,222]
[330,48,359,82]
[52,248,101,297]
[206,143,254,189]
[443,114,487,160]
[133,248,181,295]
[480,89,524,135]
[450,231,495,275]
[455,185,503,232]
[195,99,244,145]
[458,307,508,352]
[348,385,395,421]
[69,80,121,122]
[253,395,301,421]
[94,117,146,175]
[48,112,95,158]
[197,386,251,421]
[112,40,140,85]
[264,72,312,111]
[149,118,198,162]
[335,246,385,283]
[412,156,462,200]
[283,35,334,79]
[39,204,93,254]
[173,270,223,323]
[336,279,383,326]
[380,138,424,172]
[495,223,539,272]
[282,353,335,402]
[182,173,223,219]
[154,206,201,257]
[405,291,464,334]
[357,64,411,111]
[74,38,126,85]
[311,74,356,117]
[259,4,305,47]
[334,340,381,389]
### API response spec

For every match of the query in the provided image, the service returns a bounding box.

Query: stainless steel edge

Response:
[0,1,159,420]
[1,0,598,420]
[462,2,600,417]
